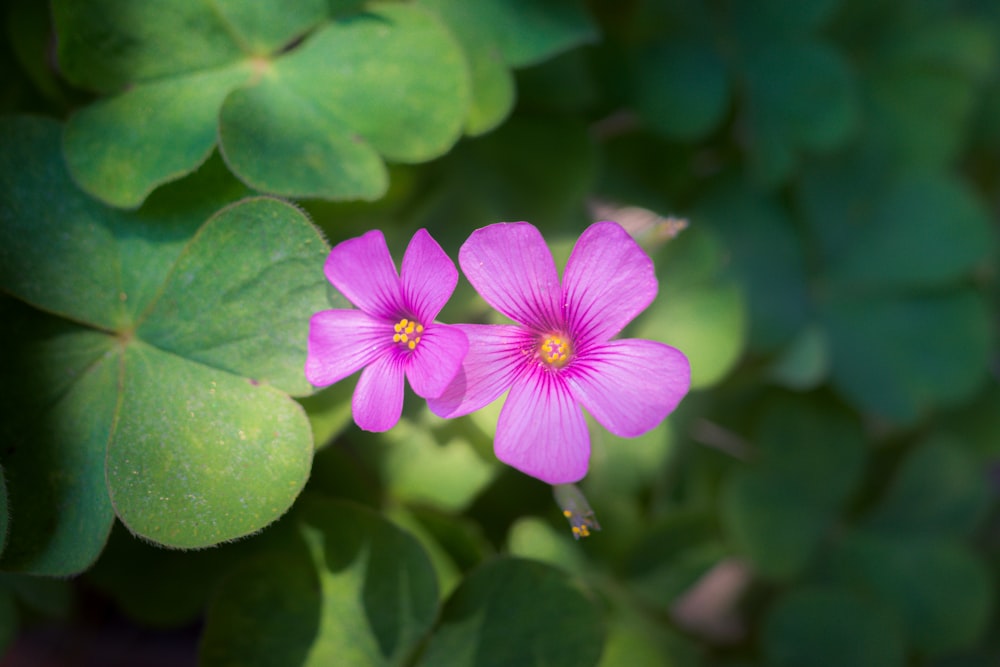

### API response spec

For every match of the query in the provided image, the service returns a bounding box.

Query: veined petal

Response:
[324,229,402,319]
[352,353,405,432]
[459,222,562,330]
[400,229,458,324]
[565,339,690,437]
[562,221,658,345]
[495,370,590,484]
[305,309,389,386]
[427,324,530,418]
[405,324,469,399]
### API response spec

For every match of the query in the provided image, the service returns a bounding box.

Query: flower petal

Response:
[495,370,590,484]
[565,339,690,437]
[562,221,658,345]
[324,229,402,319]
[352,353,405,432]
[405,324,469,399]
[459,222,562,330]
[400,229,458,324]
[427,324,531,418]
[305,309,389,386]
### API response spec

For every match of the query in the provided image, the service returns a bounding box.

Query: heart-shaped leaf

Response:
[0,116,329,571]
[58,2,470,207]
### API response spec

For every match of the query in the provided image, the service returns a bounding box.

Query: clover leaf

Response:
[0,116,331,574]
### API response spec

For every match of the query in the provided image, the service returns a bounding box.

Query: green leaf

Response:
[636,226,746,389]
[693,184,809,352]
[832,532,993,655]
[633,39,729,141]
[376,415,498,513]
[485,0,598,68]
[741,40,859,185]
[85,524,255,628]
[414,117,597,231]
[623,512,725,611]
[107,342,312,547]
[57,3,470,206]
[823,290,991,422]
[763,586,905,667]
[767,324,830,390]
[419,0,516,135]
[134,197,328,396]
[507,517,590,576]
[200,497,439,667]
[275,4,469,164]
[52,0,245,92]
[417,557,605,667]
[218,73,388,201]
[721,396,866,579]
[63,63,253,209]
[828,173,994,292]
[864,435,989,539]
[864,17,996,170]
[1,116,329,552]
[0,304,117,575]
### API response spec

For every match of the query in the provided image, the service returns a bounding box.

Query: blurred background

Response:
[2,0,999,665]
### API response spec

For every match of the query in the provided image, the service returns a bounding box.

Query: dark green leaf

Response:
[1,116,329,552]
[633,39,729,141]
[829,173,994,292]
[832,532,993,655]
[200,497,439,667]
[417,557,605,667]
[823,290,991,422]
[763,586,905,667]
[864,435,989,539]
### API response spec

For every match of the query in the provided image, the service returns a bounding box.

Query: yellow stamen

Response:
[538,333,573,368]
[392,317,424,351]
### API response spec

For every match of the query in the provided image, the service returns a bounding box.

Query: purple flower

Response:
[429,221,690,484]
[306,229,469,432]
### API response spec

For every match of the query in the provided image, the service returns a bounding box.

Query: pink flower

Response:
[306,229,469,432]
[429,221,690,484]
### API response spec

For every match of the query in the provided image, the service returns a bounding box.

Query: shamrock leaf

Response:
[55,0,598,208]
[0,116,330,574]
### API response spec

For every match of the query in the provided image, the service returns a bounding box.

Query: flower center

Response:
[392,318,424,350]
[539,333,572,368]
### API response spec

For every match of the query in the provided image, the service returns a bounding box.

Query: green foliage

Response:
[2,0,1000,664]
[0,116,329,567]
